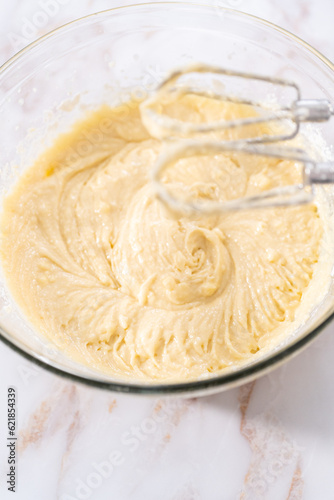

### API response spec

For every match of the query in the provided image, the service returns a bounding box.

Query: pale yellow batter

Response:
[0,95,324,381]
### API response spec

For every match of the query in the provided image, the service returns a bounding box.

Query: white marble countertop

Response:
[1,1,334,499]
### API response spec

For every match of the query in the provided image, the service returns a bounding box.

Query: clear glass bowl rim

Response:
[1,1,334,395]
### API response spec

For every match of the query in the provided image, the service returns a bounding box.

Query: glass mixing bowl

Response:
[0,2,334,396]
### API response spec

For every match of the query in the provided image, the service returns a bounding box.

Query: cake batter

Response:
[0,95,324,381]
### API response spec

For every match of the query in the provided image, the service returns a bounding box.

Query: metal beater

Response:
[140,64,334,214]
